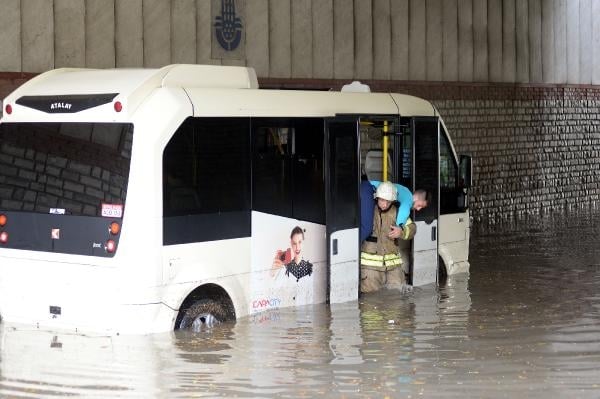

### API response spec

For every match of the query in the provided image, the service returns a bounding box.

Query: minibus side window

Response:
[162,117,251,244]
[291,119,324,223]
[251,118,325,224]
[252,125,293,218]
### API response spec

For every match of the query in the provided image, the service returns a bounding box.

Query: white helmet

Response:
[374,181,397,201]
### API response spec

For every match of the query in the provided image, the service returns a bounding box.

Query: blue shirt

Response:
[360,180,375,242]
[361,181,413,242]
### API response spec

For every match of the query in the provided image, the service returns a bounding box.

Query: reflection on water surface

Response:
[2,209,600,398]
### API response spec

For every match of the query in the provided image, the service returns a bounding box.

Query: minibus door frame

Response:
[410,116,440,286]
[324,117,360,304]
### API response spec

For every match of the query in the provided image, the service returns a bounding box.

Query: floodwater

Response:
[2,210,600,398]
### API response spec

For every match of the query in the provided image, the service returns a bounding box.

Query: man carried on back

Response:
[360,181,429,293]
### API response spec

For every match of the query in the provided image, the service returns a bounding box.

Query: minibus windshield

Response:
[0,122,132,217]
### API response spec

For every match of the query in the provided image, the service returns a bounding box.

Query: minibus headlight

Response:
[0,231,8,244]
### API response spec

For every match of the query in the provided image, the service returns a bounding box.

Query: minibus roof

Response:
[2,64,436,120]
[185,88,435,118]
[5,64,258,98]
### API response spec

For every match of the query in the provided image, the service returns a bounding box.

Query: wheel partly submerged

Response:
[178,299,231,332]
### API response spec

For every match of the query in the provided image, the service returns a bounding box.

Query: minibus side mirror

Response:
[459,155,472,189]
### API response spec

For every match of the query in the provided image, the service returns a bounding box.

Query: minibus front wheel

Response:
[178,299,230,332]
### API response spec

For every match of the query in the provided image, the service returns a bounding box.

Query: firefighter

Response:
[360,181,417,293]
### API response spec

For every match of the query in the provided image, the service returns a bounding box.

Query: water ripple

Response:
[3,209,600,397]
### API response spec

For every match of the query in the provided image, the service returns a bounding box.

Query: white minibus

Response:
[0,64,472,334]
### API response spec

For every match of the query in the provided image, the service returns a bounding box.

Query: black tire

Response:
[178,299,230,332]
[438,256,448,286]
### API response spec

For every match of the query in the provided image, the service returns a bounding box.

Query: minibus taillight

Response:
[106,239,116,253]
[4,104,12,115]
[109,221,120,235]
[0,214,6,227]
[114,101,122,113]
[0,231,8,244]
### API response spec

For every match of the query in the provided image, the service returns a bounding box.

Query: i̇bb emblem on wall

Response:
[211,0,245,60]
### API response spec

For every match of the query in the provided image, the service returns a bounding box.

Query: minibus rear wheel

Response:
[178,299,229,332]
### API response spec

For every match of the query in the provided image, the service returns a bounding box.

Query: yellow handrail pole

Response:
[382,120,389,180]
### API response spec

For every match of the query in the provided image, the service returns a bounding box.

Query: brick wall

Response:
[0,73,35,114]
[429,85,600,223]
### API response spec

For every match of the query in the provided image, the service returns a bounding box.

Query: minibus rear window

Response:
[0,122,133,217]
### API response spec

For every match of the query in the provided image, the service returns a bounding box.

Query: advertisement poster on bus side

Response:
[249,212,327,314]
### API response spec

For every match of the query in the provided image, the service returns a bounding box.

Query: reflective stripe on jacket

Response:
[360,204,401,270]
[360,252,402,268]
[400,218,416,241]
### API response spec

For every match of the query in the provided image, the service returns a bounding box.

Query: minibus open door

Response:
[411,117,440,286]
[325,118,360,304]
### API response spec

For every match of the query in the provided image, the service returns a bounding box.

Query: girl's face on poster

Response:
[290,233,303,262]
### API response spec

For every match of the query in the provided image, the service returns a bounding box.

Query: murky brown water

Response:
[2,209,600,398]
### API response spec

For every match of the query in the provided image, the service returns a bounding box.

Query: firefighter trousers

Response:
[360,266,406,293]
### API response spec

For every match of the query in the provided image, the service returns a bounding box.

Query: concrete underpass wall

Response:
[2,0,600,85]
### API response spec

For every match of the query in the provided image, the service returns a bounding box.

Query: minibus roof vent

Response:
[341,81,371,93]
[161,64,259,90]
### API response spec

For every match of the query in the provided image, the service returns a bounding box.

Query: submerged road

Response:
[1,208,600,398]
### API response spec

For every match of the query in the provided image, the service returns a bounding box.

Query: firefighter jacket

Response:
[360,205,402,271]
[360,204,415,271]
